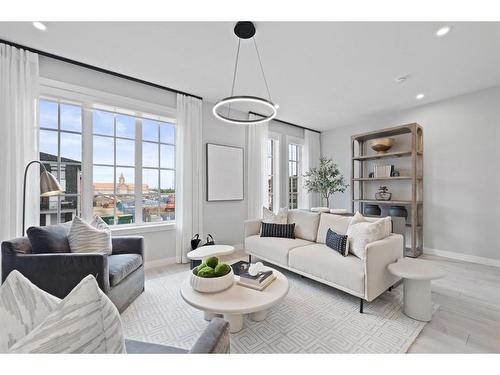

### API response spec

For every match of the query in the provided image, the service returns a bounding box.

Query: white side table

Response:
[388,258,446,321]
[187,244,235,269]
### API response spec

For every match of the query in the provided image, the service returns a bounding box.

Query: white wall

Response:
[202,101,247,247]
[321,86,500,261]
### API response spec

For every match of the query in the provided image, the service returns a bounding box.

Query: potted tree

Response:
[303,157,348,209]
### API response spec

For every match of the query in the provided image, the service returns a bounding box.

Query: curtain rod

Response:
[249,111,321,134]
[0,38,203,101]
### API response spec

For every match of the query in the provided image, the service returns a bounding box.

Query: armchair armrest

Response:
[244,219,261,238]
[189,317,230,353]
[364,234,403,302]
[112,236,144,258]
[1,252,109,298]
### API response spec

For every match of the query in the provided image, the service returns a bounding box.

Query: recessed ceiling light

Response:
[416,93,425,100]
[32,22,47,31]
[436,26,450,37]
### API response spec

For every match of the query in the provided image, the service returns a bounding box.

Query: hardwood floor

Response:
[145,253,500,353]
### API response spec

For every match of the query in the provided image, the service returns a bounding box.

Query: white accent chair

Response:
[244,210,404,312]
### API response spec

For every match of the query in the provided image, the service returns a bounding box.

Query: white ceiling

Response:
[1,22,500,130]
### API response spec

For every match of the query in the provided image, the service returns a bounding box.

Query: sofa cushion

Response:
[108,254,143,287]
[288,243,365,295]
[245,235,313,265]
[0,270,61,352]
[287,210,320,242]
[68,216,112,255]
[27,222,71,254]
[316,213,352,243]
[9,275,126,353]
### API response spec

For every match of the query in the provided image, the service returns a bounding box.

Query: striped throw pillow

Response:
[0,271,61,352]
[9,275,126,353]
[68,216,112,255]
[260,222,295,239]
[325,228,348,256]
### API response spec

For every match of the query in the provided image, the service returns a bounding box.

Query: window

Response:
[267,139,275,211]
[142,119,175,223]
[39,99,82,225]
[288,143,300,209]
[38,97,176,227]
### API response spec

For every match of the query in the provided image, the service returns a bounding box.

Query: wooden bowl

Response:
[370,138,395,154]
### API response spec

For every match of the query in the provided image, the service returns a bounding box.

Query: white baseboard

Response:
[144,256,177,270]
[424,247,500,268]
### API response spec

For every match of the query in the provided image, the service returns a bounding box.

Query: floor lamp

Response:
[23,160,63,236]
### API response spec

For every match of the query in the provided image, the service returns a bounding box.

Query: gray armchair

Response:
[1,224,145,313]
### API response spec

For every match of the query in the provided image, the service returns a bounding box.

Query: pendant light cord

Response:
[228,38,241,117]
[253,37,273,102]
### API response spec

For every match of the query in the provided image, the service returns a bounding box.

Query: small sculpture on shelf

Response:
[391,170,400,177]
[375,185,392,201]
[369,137,395,154]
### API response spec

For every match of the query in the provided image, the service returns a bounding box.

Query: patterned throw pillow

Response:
[262,206,288,224]
[260,222,295,239]
[325,228,348,256]
[68,216,112,255]
[9,275,126,354]
[0,271,61,352]
[346,212,391,260]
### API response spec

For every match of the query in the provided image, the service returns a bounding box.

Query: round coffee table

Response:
[187,245,235,269]
[388,258,446,321]
[180,266,289,333]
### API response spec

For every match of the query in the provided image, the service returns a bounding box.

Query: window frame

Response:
[285,135,304,210]
[39,79,177,230]
[267,133,280,213]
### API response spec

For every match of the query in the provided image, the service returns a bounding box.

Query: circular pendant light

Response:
[213,22,278,125]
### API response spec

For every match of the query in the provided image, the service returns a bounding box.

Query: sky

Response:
[39,100,175,190]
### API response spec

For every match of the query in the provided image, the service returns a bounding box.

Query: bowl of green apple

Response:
[190,256,234,293]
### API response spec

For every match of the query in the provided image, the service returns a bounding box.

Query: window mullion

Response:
[135,119,142,224]
[81,108,93,221]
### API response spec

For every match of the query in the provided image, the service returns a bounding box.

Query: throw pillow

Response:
[68,216,112,255]
[325,228,349,256]
[260,222,295,239]
[262,206,288,224]
[26,222,72,254]
[346,212,391,260]
[9,275,126,354]
[0,271,61,353]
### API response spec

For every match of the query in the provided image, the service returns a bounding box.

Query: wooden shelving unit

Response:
[351,123,424,257]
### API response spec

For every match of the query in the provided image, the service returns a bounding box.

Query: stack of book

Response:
[374,165,394,178]
[237,269,276,291]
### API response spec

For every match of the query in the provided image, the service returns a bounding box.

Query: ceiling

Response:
[1,22,500,131]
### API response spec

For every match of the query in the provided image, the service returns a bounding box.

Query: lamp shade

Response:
[40,170,64,196]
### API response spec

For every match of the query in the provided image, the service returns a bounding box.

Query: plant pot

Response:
[190,267,234,293]
[364,204,381,216]
[389,205,408,219]
[375,192,392,201]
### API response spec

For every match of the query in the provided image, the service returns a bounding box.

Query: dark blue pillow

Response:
[325,228,348,256]
[27,223,71,254]
[260,222,295,239]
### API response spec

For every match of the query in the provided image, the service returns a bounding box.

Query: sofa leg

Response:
[389,285,393,292]
[248,254,252,263]
[360,298,364,314]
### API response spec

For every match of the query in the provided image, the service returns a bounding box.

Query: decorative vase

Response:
[375,191,392,201]
[389,205,408,219]
[369,137,395,154]
[190,267,234,293]
[364,204,381,216]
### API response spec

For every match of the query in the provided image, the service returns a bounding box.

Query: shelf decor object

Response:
[351,123,423,257]
[375,185,392,201]
[213,21,278,125]
[369,137,395,154]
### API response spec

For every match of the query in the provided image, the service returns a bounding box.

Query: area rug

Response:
[121,263,435,353]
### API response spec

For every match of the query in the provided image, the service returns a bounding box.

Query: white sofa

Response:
[244,210,404,312]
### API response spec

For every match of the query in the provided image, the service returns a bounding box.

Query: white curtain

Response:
[301,129,321,209]
[175,94,203,263]
[247,113,269,220]
[0,44,39,241]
